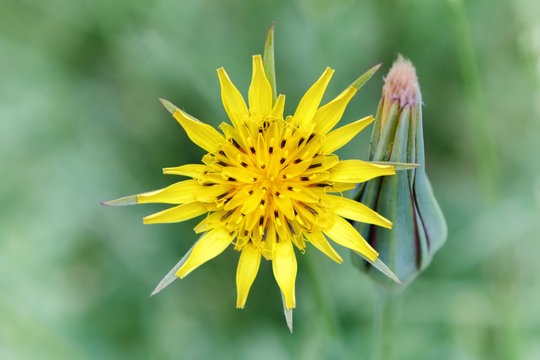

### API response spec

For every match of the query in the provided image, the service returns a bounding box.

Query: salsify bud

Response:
[353,56,447,286]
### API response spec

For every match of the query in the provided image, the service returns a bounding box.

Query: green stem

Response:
[373,286,403,360]
[447,0,499,201]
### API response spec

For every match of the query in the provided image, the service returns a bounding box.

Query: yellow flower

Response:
[105,55,397,311]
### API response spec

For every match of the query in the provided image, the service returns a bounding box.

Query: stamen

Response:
[219,150,226,156]
[217,192,228,200]
[288,223,295,234]
[221,210,234,220]
[217,161,228,167]
[281,139,286,148]
[305,205,318,215]
[231,138,242,150]
[241,162,248,167]
[308,163,322,169]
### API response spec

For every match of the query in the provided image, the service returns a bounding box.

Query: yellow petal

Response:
[329,160,395,183]
[137,181,232,204]
[176,228,232,278]
[313,86,357,134]
[137,180,201,204]
[293,68,334,130]
[171,108,225,153]
[143,202,208,224]
[270,94,286,119]
[323,216,378,261]
[308,230,343,264]
[321,116,374,153]
[217,67,250,128]
[236,243,261,308]
[326,195,392,229]
[248,55,273,118]
[162,164,207,177]
[272,240,297,309]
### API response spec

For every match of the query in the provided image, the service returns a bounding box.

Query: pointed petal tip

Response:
[280,290,294,333]
[101,195,138,206]
[369,161,421,170]
[159,98,177,115]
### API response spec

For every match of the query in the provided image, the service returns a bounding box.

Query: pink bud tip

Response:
[383,55,421,107]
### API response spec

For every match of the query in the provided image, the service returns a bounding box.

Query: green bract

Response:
[353,56,447,286]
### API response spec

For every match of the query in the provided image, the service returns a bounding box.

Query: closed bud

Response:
[353,56,447,286]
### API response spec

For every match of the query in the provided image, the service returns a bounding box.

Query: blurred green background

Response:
[1,0,539,359]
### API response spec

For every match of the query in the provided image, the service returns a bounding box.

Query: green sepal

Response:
[353,89,447,287]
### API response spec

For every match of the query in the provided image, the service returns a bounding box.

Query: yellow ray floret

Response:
[105,54,398,311]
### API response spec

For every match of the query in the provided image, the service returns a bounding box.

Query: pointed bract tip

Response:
[101,195,138,206]
[356,252,401,284]
[373,258,401,284]
[266,23,275,38]
[159,98,178,115]
[351,63,382,90]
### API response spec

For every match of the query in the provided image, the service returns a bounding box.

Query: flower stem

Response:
[373,286,403,360]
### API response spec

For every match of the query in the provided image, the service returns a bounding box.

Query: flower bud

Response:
[353,56,447,286]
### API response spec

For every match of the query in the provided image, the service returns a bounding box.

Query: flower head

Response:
[105,55,397,314]
[353,56,447,286]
